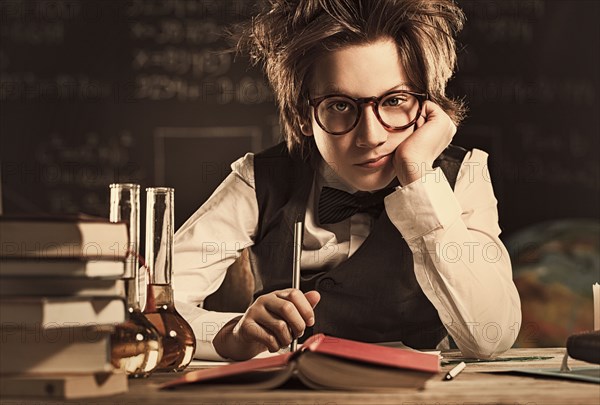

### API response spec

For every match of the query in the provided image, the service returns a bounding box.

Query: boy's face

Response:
[305,37,415,191]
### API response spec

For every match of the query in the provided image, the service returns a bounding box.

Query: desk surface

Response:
[1,348,599,405]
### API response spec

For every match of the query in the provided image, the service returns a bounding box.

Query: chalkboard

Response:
[0,0,278,227]
[449,0,599,235]
[1,0,598,236]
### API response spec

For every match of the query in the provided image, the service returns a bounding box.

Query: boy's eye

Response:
[335,102,348,111]
[383,96,407,107]
[329,101,351,112]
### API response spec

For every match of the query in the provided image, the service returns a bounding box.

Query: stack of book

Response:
[0,216,129,399]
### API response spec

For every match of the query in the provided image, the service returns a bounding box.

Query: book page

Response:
[189,347,289,369]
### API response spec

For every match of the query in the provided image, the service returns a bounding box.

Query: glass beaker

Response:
[109,183,163,378]
[143,187,196,372]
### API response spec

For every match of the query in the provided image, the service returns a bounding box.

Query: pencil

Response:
[444,361,466,380]
[290,220,303,352]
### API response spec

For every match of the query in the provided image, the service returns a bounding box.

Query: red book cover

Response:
[302,334,440,373]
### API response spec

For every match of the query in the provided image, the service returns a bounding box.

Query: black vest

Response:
[249,142,467,349]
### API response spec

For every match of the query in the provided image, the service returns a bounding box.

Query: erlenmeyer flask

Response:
[109,183,163,378]
[143,187,196,372]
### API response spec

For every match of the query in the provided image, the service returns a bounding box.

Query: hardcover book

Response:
[0,326,114,374]
[0,215,128,259]
[0,372,127,399]
[0,296,126,328]
[0,277,125,297]
[0,258,126,278]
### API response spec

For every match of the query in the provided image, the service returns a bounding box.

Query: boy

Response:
[173,0,521,361]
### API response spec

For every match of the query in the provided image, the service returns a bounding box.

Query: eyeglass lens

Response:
[316,92,420,134]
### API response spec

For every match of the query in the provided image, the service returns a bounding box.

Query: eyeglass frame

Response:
[308,90,428,136]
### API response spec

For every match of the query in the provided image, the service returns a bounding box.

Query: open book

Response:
[161,334,440,391]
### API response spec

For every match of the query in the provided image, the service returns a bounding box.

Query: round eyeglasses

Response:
[309,90,427,136]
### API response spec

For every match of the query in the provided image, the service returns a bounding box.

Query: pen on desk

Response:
[444,361,466,381]
[290,220,303,352]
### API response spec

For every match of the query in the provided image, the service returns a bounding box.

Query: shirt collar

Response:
[317,157,359,194]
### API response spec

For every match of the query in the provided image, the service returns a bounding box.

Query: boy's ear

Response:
[300,122,313,136]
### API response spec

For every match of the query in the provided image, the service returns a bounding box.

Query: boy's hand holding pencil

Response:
[214,220,319,361]
[213,289,320,361]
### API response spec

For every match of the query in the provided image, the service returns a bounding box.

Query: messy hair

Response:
[236,0,467,154]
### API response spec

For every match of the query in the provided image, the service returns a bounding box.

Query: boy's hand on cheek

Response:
[213,289,320,361]
[393,101,457,186]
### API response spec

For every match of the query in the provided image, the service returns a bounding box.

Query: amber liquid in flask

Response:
[108,183,163,378]
[144,285,196,371]
[110,285,163,377]
[144,187,196,372]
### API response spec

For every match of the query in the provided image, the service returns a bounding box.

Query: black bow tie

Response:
[318,186,397,224]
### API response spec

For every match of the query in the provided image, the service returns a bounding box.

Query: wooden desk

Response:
[1,348,598,404]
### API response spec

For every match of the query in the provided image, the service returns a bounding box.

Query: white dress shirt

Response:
[173,148,522,360]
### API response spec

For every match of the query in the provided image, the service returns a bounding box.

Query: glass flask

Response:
[143,187,196,372]
[109,183,163,378]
